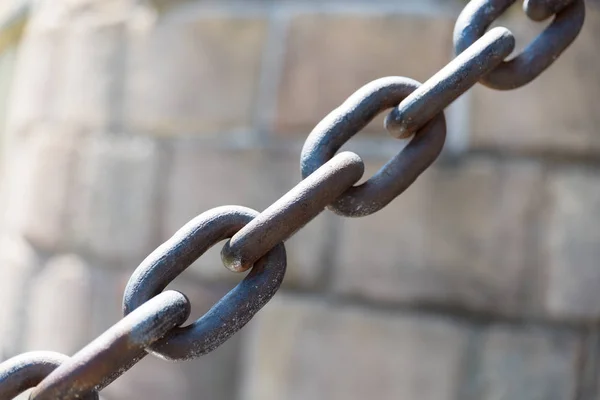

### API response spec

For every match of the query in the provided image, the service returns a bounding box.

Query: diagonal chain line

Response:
[0,0,586,398]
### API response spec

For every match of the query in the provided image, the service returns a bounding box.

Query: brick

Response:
[0,236,40,359]
[334,157,544,315]
[24,254,93,355]
[467,326,579,400]
[4,128,82,251]
[2,130,159,262]
[71,133,161,262]
[7,26,65,133]
[470,5,600,155]
[6,0,144,131]
[241,296,469,400]
[7,0,139,133]
[101,358,191,400]
[57,19,126,130]
[162,142,330,289]
[543,167,600,319]
[275,13,454,134]
[126,16,268,136]
[86,266,131,339]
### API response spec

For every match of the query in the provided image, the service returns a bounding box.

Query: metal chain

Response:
[0,0,586,398]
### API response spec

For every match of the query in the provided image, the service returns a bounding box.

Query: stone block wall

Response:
[0,0,599,399]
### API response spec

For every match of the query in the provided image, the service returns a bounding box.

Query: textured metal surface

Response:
[385,27,514,138]
[0,0,586,395]
[221,151,364,272]
[300,76,447,217]
[123,206,287,360]
[524,0,576,21]
[0,352,99,400]
[29,291,190,400]
[454,0,585,90]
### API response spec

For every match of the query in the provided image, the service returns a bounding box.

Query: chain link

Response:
[222,152,364,272]
[0,353,99,399]
[29,291,190,399]
[301,77,447,217]
[524,0,578,21]
[123,206,287,361]
[0,0,587,398]
[384,28,513,138]
[454,0,585,90]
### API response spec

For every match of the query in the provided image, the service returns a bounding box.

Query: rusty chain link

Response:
[0,0,586,398]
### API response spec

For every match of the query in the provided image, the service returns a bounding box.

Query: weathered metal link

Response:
[524,0,577,21]
[454,0,585,90]
[123,206,287,361]
[0,0,587,393]
[385,27,514,139]
[29,291,190,400]
[301,76,447,218]
[0,352,99,400]
[221,152,364,273]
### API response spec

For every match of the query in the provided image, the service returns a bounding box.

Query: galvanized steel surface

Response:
[0,0,586,398]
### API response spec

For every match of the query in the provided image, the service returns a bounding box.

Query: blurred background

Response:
[0,0,599,399]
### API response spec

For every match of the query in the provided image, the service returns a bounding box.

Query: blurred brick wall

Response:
[1,0,599,399]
